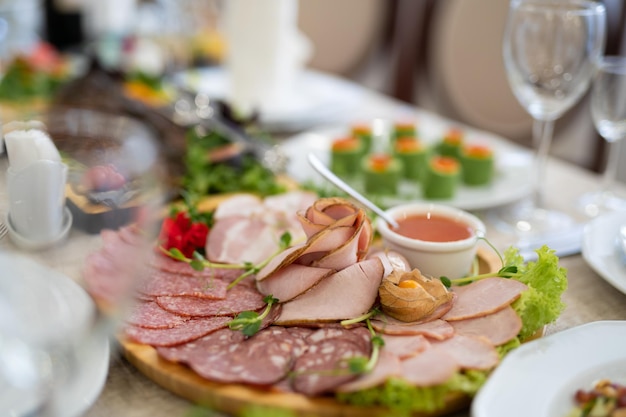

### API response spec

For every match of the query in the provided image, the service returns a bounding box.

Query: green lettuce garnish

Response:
[337,244,567,414]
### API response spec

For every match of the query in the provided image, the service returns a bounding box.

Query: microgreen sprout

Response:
[439,236,521,287]
[160,231,293,290]
[345,319,384,375]
[227,295,279,336]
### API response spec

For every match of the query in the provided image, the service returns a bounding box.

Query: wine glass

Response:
[493,0,606,238]
[0,108,166,416]
[578,55,626,217]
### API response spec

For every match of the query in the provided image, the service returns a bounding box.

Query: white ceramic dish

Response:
[6,206,73,250]
[173,68,364,132]
[280,123,534,211]
[582,210,626,295]
[0,253,109,417]
[472,320,626,417]
[376,202,485,279]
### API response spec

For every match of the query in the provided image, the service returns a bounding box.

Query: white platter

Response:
[173,67,364,132]
[472,320,626,417]
[0,253,109,417]
[280,122,534,211]
[582,210,626,295]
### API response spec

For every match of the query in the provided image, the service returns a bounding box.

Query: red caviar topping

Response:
[443,128,464,145]
[332,137,360,151]
[351,124,372,135]
[395,138,422,153]
[431,156,460,173]
[369,153,392,172]
[465,144,493,158]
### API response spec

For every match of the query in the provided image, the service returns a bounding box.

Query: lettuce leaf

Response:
[336,244,568,414]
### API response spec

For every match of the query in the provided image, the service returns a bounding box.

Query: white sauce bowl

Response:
[376,203,486,279]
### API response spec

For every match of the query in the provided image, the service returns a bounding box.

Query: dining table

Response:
[1,72,626,417]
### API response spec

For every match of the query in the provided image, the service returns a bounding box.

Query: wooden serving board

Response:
[120,246,502,417]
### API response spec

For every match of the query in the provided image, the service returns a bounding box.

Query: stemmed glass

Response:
[494,0,606,238]
[578,55,626,217]
[0,109,166,416]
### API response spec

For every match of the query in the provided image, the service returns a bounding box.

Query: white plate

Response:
[0,253,109,417]
[472,320,626,417]
[173,67,364,132]
[280,121,534,211]
[582,211,626,294]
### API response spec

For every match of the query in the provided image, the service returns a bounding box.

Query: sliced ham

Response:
[370,318,455,340]
[336,350,402,393]
[449,305,522,346]
[256,264,335,302]
[206,216,277,264]
[156,284,266,317]
[126,301,189,329]
[213,194,263,219]
[442,277,528,321]
[124,316,231,346]
[431,334,499,370]
[400,348,459,387]
[381,334,431,359]
[276,258,383,325]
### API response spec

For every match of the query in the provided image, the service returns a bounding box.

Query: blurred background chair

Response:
[385,0,626,175]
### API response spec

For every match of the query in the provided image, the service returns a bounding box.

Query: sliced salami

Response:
[137,270,228,299]
[155,284,266,317]
[126,301,190,329]
[336,350,402,393]
[291,338,368,396]
[188,326,298,386]
[442,277,528,321]
[156,327,245,363]
[124,316,231,347]
[148,254,245,282]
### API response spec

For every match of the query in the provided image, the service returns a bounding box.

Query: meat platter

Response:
[82,192,564,417]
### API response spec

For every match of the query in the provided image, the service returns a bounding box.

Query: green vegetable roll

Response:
[437,128,464,159]
[330,137,363,177]
[362,153,403,195]
[394,138,428,181]
[351,124,373,153]
[461,144,495,186]
[393,121,418,142]
[422,156,460,199]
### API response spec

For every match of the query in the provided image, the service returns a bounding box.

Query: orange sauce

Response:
[393,214,473,242]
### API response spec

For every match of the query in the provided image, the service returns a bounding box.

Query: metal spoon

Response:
[307,153,400,229]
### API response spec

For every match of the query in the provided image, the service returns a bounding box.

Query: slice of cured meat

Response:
[370,318,455,340]
[400,347,459,387]
[126,301,189,329]
[431,334,499,370]
[442,277,528,321]
[449,305,522,345]
[276,258,383,324]
[137,271,228,299]
[290,338,368,396]
[188,326,300,386]
[255,264,334,302]
[336,350,402,393]
[148,254,245,281]
[380,334,431,359]
[124,316,231,347]
[156,327,246,363]
[156,284,266,317]
[206,216,278,264]
[305,325,372,355]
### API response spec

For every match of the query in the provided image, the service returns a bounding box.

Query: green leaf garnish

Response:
[439,276,452,288]
[227,296,279,336]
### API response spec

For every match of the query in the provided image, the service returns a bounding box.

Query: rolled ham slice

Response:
[256,264,334,302]
[442,277,528,321]
[449,305,522,346]
[276,258,384,325]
